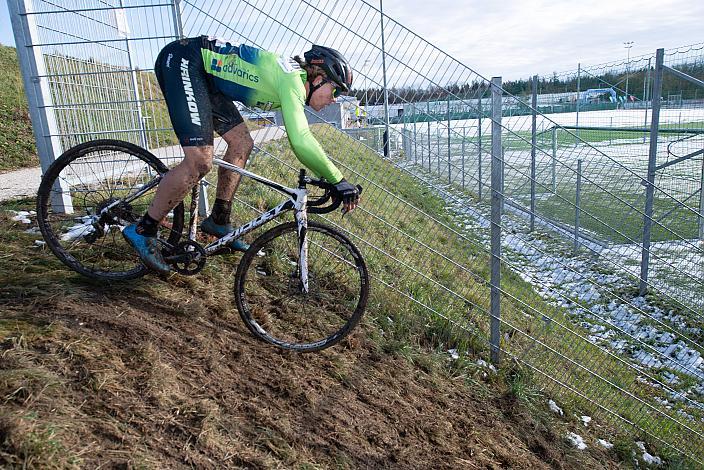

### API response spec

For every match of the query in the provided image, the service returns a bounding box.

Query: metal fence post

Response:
[9,0,72,212]
[447,94,451,184]
[119,0,149,150]
[437,122,441,174]
[551,126,557,192]
[640,48,664,296]
[171,0,184,38]
[478,95,483,200]
[575,159,583,251]
[402,110,406,159]
[462,126,466,189]
[699,155,704,241]
[643,57,652,143]
[575,62,581,144]
[530,75,538,231]
[490,76,503,365]
[413,113,417,165]
[427,101,431,171]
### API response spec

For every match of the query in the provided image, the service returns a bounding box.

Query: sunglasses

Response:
[321,78,342,98]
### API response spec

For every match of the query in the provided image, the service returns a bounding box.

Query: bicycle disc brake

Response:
[170,240,207,275]
[83,197,136,244]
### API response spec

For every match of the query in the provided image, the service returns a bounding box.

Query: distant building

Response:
[270,95,362,129]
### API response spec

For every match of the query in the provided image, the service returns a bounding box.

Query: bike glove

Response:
[334,178,360,205]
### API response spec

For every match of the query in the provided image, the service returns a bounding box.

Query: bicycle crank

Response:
[166,240,207,275]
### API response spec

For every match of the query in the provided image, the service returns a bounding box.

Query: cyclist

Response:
[123,36,361,273]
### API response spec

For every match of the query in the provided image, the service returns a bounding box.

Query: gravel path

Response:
[0,127,287,202]
[0,166,42,201]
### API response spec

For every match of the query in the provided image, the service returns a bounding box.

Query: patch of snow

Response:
[597,439,614,449]
[580,415,591,427]
[447,348,459,360]
[409,167,704,412]
[476,359,497,372]
[60,223,95,242]
[11,215,31,224]
[642,452,662,465]
[548,399,563,416]
[566,432,587,450]
[636,441,662,465]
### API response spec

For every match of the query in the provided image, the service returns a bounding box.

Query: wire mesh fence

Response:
[9,0,704,464]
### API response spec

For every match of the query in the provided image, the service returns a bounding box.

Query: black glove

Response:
[333,178,360,205]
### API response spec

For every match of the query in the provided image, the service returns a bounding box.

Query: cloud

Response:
[382,0,704,79]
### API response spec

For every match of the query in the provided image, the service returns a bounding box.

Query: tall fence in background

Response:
[521,46,704,311]
[9,0,704,464]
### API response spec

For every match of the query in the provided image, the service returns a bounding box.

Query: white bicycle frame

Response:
[92,157,313,291]
[195,158,310,293]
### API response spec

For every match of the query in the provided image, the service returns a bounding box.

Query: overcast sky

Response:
[1,0,702,80]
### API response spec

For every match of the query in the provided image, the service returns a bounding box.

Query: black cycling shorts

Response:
[154,37,243,147]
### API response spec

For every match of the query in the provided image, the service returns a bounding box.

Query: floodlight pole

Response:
[380,0,390,158]
[363,59,370,124]
[624,41,634,106]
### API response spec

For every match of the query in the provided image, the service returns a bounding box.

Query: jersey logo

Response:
[210,57,260,83]
[180,59,201,126]
[278,57,300,73]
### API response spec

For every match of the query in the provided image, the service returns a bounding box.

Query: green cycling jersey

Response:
[200,38,344,184]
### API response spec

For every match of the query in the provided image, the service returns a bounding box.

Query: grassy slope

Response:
[0,45,38,172]
[0,153,631,467]
[314,129,701,462]
[0,46,180,173]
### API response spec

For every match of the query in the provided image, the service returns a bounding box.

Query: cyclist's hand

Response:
[334,178,361,213]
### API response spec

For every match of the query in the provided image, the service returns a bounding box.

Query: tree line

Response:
[351,62,704,105]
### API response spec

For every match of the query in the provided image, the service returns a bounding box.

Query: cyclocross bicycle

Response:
[36,139,369,352]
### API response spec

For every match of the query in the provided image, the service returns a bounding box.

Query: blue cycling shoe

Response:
[200,215,250,252]
[122,224,172,274]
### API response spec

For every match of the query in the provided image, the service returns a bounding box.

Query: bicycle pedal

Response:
[211,246,234,256]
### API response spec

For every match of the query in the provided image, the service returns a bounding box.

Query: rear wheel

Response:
[234,221,369,352]
[36,139,184,281]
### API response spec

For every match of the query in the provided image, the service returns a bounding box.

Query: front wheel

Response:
[234,221,369,352]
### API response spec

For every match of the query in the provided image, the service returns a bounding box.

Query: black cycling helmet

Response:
[304,45,353,92]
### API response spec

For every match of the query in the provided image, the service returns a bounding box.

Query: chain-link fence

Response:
[9,0,704,464]
[518,47,704,315]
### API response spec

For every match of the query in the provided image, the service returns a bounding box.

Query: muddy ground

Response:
[0,211,624,469]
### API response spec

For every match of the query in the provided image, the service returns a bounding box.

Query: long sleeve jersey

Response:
[199,37,344,183]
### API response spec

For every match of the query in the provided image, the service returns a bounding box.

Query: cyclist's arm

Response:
[278,76,344,184]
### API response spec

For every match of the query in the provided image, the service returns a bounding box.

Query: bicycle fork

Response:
[295,197,309,294]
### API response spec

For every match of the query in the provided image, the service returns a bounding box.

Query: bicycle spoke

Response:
[236,222,368,351]
[38,141,183,280]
